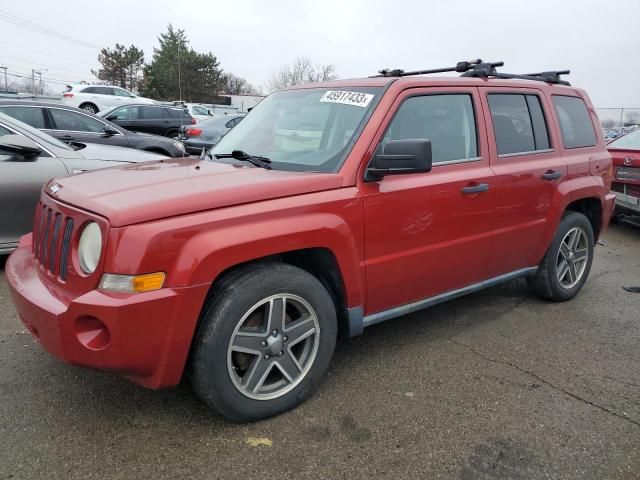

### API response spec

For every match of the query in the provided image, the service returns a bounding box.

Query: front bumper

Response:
[6,235,210,389]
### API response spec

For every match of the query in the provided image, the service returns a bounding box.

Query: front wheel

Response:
[191,263,337,422]
[527,211,594,301]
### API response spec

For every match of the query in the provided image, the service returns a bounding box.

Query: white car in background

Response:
[181,103,215,122]
[61,84,155,114]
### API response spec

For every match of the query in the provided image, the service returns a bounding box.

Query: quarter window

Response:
[382,94,478,164]
[0,106,47,129]
[50,109,106,133]
[552,96,596,149]
[487,94,550,155]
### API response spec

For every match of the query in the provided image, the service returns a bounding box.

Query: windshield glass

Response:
[608,129,640,150]
[210,87,382,172]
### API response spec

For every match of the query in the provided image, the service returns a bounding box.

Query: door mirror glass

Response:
[367,139,432,180]
[0,134,42,158]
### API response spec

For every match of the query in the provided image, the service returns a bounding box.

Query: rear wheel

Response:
[79,103,98,114]
[527,211,594,301]
[191,263,337,422]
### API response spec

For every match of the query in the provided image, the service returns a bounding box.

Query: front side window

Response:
[211,87,382,172]
[382,94,478,164]
[552,96,597,149]
[488,94,550,155]
[608,129,640,150]
[50,109,106,133]
[192,105,209,115]
[0,106,46,129]
[109,105,139,121]
[114,88,133,97]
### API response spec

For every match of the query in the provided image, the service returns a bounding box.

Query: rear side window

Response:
[552,96,596,149]
[165,108,187,119]
[0,106,46,129]
[141,106,162,119]
[487,94,550,155]
[382,94,478,164]
[80,86,97,94]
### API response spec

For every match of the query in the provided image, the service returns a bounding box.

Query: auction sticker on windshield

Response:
[320,91,374,108]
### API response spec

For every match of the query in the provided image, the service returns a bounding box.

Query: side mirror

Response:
[207,110,212,116]
[105,115,117,121]
[0,134,42,159]
[366,139,432,181]
[103,125,118,136]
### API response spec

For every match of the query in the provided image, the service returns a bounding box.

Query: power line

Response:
[4,70,81,86]
[0,40,97,66]
[0,54,94,76]
[0,63,94,83]
[0,8,101,49]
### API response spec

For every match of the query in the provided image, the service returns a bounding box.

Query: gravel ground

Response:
[0,224,638,480]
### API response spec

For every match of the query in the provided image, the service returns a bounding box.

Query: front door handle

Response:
[461,183,489,194]
[72,169,87,174]
[541,170,562,181]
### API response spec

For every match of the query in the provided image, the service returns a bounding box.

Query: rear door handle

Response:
[541,170,562,181]
[461,183,489,194]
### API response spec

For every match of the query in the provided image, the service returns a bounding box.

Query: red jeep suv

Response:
[7,61,616,421]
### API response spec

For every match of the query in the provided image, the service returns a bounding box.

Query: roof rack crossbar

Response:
[373,59,571,85]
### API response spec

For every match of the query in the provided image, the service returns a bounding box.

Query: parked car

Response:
[99,104,195,138]
[182,103,216,122]
[6,60,615,422]
[607,129,640,215]
[0,112,165,253]
[179,114,244,154]
[62,84,155,114]
[0,101,186,158]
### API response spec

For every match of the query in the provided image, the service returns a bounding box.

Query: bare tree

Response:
[267,56,338,92]
[221,73,261,96]
[600,118,616,129]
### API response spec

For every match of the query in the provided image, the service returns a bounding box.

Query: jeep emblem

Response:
[624,157,633,166]
[49,183,61,194]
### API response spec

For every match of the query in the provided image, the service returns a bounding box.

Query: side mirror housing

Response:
[105,115,117,121]
[103,125,118,136]
[0,134,42,159]
[366,139,432,181]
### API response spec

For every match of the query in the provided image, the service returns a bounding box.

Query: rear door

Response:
[362,87,496,315]
[139,106,166,135]
[47,107,129,147]
[0,123,68,248]
[480,88,567,277]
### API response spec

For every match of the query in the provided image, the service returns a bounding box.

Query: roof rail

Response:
[373,59,571,86]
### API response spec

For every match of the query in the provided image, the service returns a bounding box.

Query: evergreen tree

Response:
[92,44,145,91]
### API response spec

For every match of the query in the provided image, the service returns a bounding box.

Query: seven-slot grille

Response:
[32,202,75,280]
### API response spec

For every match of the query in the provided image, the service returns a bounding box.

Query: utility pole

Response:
[32,69,36,95]
[177,43,182,102]
[0,66,7,92]
[34,69,47,95]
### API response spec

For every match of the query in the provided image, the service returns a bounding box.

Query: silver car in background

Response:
[0,112,164,253]
[179,114,244,154]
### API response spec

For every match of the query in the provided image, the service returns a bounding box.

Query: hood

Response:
[77,142,166,163]
[47,158,343,227]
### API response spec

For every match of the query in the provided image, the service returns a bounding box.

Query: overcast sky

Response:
[1,0,638,107]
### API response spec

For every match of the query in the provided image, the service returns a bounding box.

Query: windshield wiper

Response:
[213,150,272,170]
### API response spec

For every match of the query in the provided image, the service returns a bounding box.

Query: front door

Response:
[361,88,496,316]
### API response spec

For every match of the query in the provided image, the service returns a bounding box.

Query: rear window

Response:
[0,106,46,129]
[552,96,597,149]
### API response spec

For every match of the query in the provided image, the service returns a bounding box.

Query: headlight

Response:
[77,222,102,273]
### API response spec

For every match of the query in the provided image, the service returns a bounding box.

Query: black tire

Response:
[527,211,594,301]
[191,263,337,422]
[79,103,98,114]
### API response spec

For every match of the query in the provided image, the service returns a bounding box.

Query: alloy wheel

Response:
[227,294,320,400]
[556,226,589,289]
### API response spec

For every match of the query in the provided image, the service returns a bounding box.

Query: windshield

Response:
[210,87,382,172]
[608,129,640,150]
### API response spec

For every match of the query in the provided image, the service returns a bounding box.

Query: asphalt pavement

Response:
[1,224,639,480]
